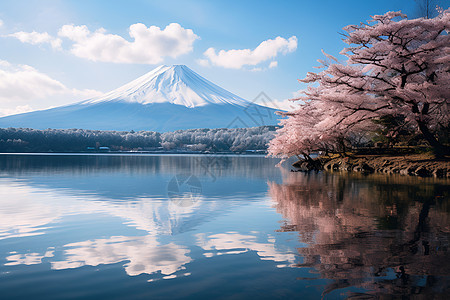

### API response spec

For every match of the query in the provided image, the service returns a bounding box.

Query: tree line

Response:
[0,126,276,153]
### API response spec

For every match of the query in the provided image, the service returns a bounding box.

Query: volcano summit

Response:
[0,65,280,132]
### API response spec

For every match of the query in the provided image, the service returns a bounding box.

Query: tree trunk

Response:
[340,139,347,157]
[413,103,449,157]
[416,119,449,157]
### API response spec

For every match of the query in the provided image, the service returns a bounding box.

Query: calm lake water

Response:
[0,154,449,299]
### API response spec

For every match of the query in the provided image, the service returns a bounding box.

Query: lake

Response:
[0,154,449,299]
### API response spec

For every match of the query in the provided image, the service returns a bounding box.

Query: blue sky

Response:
[0,0,447,116]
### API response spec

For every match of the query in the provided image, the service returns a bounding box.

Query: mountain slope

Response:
[0,65,281,132]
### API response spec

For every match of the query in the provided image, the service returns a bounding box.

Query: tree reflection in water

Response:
[269,171,450,298]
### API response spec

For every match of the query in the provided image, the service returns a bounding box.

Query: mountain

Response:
[0,65,281,132]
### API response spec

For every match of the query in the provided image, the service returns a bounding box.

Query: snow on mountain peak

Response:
[82,65,250,108]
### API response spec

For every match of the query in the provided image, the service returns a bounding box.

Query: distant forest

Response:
[0,126,277,153]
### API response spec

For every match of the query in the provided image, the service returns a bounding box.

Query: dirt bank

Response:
[323,154,450,178]
[293,154,450,178]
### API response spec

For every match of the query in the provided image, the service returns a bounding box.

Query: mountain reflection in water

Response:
[269,171,450,298]
[0,154,449,299]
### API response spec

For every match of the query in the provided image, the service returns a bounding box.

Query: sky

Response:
[0,0,448,116]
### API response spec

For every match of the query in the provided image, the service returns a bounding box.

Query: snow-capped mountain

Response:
[0,65,281,132]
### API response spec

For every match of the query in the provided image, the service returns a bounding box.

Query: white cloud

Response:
[250,67,263,72]
[291,89,309,100]
[255,89,307,111]
[269,61,278,68]
[196,58,210,67]
[0,105,34,116]
[0,60,67,100]
[266,99,299,111]
[0,60,103,117]
[58,23,199,64]
[0,19,3,27]
[69,87,103,99]
[251,94,298,111]
[8,31,62,50]
[201,36,297,69]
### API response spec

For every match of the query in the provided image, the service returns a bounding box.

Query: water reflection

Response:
[0,177,292,281]
[196,232,295,266]
[0,154,283,180]
[269,171,450,298]
[1,154,449,299]
[6,248,54,266]
[52,236,191,278]
[0,154,295,287]
[0,154,283,201]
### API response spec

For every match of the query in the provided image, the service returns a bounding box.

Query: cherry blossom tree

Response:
[269,9,450,158]
[268,98,371,159]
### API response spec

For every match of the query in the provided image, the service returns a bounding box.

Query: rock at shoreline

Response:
[292,158,323,172]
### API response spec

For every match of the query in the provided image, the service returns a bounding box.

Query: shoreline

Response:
[0,152,268,157]
[293,154,450,178]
